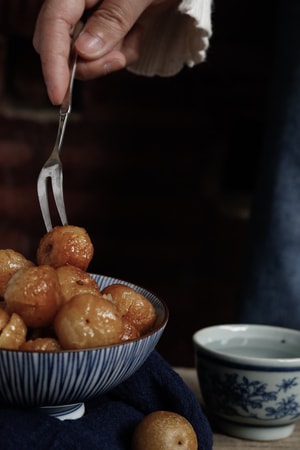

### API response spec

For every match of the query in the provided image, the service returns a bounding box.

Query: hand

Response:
[33,0,177,105]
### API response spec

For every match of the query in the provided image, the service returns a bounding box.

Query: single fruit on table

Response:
[131,410,198,450]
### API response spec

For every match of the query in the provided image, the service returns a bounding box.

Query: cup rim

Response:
[193,323,300,367]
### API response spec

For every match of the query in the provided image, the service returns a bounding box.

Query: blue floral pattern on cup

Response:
[199,370,300,421]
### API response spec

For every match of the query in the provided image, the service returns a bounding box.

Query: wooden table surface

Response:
[175,367,300,450]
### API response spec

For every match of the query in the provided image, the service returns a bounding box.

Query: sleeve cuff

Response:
[127,0,213,77]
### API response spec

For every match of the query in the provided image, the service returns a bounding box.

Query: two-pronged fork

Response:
[37,22,82,232]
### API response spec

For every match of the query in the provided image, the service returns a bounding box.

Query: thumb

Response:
[75,0,151,59]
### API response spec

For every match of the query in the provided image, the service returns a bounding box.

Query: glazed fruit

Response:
[4,265,63,328]
[0,226,158,351]
[102,284,156,334]
[56,265,101,304]
[131,411,198,450]
[0,312,27,350]
[0,308,9,331]
[0,249,34,297]
[54,293,124,349]
[20,337,61,352]
[36,225,94,270]
[120,317,140,342]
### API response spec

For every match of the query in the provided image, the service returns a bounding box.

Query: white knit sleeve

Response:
[127,0,213,77]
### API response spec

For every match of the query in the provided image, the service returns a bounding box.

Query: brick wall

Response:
[0,0,273,365]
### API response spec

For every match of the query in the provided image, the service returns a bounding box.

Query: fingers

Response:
[76,23,143,79]
[75,0,151,59]
[33,0,152,104]
[33,0,87,104]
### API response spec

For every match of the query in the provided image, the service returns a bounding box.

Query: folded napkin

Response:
[0,350,213,450]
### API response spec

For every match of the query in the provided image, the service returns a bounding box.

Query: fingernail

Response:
[104,59,125,75]
[76,31,104,56]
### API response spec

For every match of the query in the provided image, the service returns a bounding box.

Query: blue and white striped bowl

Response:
[0,274,168,413]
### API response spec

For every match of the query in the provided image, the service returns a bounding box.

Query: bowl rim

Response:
[0,273,169,354]
[193,323,300,367]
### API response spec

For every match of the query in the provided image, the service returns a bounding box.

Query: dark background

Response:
[0,1,275,366]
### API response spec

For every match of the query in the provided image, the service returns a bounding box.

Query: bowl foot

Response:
[39,402,85,421]
[215,417,296,441]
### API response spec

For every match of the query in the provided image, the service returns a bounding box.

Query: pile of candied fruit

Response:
[0,225,156,351]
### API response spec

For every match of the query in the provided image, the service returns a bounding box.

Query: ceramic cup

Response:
[193,324,300,441]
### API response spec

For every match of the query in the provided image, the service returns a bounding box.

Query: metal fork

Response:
[37,22,83,232]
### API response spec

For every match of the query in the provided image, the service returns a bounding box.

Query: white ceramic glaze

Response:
[0,274,168,420]
[193,324,300,441]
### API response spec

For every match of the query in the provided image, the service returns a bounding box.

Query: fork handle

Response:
[60,55,77,116]
[60,21,84,115]
[54,112,69,155]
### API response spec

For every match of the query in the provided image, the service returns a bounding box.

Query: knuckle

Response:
[93,4,133,33]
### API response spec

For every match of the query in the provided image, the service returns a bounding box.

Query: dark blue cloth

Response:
[0,351,213,450]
